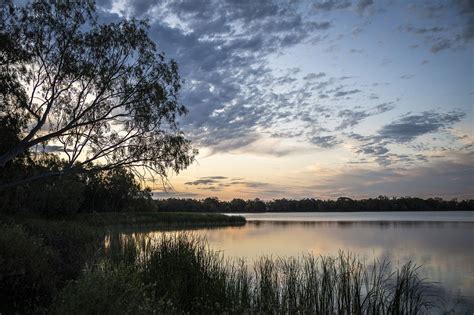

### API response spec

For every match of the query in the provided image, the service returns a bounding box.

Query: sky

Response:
[97,0,473,200]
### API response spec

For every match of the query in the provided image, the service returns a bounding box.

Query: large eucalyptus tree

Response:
[0,0,196,187]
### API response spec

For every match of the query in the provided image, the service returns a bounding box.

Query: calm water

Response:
[123,211,474,310]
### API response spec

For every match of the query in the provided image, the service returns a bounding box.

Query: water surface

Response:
[122,211,474,310]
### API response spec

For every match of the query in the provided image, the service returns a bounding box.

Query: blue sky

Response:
[97,0,473,200]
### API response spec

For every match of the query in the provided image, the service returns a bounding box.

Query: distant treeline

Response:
[154,196,474,213]
[1,136,472,215]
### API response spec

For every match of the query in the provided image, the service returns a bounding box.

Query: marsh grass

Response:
[71,212,246,228]
[58,232,436,314]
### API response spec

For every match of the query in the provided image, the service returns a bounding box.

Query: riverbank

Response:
[3,212,466,313]
[71,211,246,228]
[0,223,436,314]
[0,212,245,313]
[61,233,435,314]
[1,211,246,229]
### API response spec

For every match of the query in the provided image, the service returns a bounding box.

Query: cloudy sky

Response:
[99,0,473,200]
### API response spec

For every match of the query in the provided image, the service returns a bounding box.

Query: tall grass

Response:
[57,232,436,314]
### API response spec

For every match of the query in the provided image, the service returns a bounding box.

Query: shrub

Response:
[55,264,152,315]
[0,224,56,313]
[21,219,103,284]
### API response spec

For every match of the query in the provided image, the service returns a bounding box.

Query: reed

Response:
[57,232,436,314]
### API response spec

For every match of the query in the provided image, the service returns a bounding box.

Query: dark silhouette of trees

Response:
[0,0,195,188]
[153,197,474,213]
[0,155,156,215]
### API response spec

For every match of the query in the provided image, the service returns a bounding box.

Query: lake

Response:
[122,211,474,311]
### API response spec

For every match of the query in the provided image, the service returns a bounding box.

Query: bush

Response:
[55,264,152,315]
[21,219,103,284]
[0,224,56,313]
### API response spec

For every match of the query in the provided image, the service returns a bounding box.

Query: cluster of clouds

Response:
[348,110,467,166]
[93,0,472,198]
[184,176,270,192]
[97,0,469,154]
[305,151,474,198]
[402,0,474,53]
[156,149,473,199]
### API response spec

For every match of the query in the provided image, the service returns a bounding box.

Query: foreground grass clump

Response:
[57,233,434,314]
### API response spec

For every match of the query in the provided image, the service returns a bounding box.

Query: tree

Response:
[0,0,196,188]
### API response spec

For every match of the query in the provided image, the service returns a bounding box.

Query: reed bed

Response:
[58,232,436,314]
[68,211,246,228]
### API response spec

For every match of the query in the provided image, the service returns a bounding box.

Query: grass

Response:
[67,211,246,228]
[1,215,441,314]
[56,233,437,314]
[0,212,243,313]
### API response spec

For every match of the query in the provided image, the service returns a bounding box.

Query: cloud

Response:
[308,135,341,148]
[453,0,474,15]
[401,1,474,53]
[184,179,220,186]
[303,72,326,80]
[97,0,470,169]
[183,176,271,195]
[403,25,444,34]
[333,89,361,98]
[184,175,269,189]
[97,0,370,155]
[349,48,364,54]
[313,21,332,30]
[430,39,452,53]
[337,102,395,130]
[349,110,467,166]
[313,0,351,12]
[356,0,374,14]
[203,176,228,180]
[229,180,269,188]
[305,152,474,199]
[128,0,337,153]
[377,110,465,143]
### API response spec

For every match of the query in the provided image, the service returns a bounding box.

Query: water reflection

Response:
[229,211,474,222]
[117,216,474,311]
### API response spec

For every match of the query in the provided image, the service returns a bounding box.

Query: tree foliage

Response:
[0,156,156,215]
[0,0,196,187]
